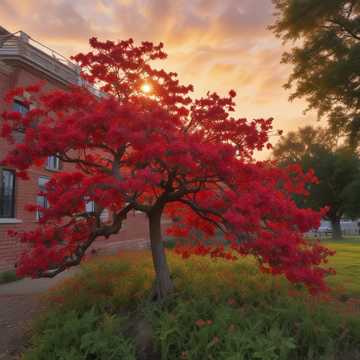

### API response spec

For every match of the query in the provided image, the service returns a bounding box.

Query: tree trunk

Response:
[148,208,174,301]
[331,217,342,240]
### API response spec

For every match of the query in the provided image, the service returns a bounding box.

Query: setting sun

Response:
[1,2,360,357]
[141,83,152,94]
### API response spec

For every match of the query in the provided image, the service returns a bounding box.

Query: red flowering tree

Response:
[1,38,334,300]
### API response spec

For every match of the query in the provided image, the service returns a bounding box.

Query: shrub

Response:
[0,270,21,284]
[23,308,136,360]
[146,254,360,359]
[44,255,154,313]
[144,293,360,360]
[26,251,360,360]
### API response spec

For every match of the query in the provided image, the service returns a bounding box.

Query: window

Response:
[37,176,49,220]
[85,199,95,213]
[0,169,15,218]
[13,100,29,115]
[12,100,29,142]
[46,155,61,171]
[84,198,109,222]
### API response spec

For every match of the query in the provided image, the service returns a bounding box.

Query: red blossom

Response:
[0,37,334,293]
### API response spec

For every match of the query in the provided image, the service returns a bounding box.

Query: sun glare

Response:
[141,83,152,94]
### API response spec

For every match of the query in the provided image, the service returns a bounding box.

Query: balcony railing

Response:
[0,31,81,86]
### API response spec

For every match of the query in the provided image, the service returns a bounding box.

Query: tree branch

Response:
[329,19,360,41]
[36,203,134,278]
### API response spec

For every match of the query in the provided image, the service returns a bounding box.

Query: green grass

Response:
[323,239,360,298]
[23,245,360,360]
[324,235,360,243]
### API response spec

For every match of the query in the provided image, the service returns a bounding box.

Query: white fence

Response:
[307,219,360,237]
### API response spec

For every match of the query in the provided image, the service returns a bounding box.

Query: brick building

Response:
[0,27,150,271]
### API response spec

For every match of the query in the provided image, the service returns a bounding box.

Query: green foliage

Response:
[271,0,360,144]
[146,298,297,360]
[0,270,20,284]
[272,125,335,163]
[146,298,359,360]
[302,146,360,217]
[23,308,136,360]
[24,248,360,359]
[163,238,177,249]
[273,126,360,228]
[143,253,360,360]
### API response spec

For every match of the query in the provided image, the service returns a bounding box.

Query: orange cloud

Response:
[1,0,320,158]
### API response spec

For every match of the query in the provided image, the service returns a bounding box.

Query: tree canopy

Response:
[272,125,336,163]
[273,125,360,238]
[271,0,360,144]
[1,38,334,298]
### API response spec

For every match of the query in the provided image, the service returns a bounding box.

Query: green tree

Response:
[272,125,336,162]
[271,0,360,145]
[273,126,360,239]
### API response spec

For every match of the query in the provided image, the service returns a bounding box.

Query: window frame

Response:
[84,198,109,222]
[13,99,29,116]
[46,155,61,171]
[0,168,16,219]
[36,176,50,220]
[85,198,96,213]
[12,99,30,142]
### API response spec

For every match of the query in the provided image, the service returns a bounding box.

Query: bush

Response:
[23,308,136,360]
[0,270,21,284]
[146,299,296,360]
[25,251,360,360]
[44,255,154,313]
[142,254,360,359]
[145,294,360,360]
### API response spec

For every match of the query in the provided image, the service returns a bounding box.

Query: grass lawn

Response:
[22,241,360,360]
[322,238,360,297]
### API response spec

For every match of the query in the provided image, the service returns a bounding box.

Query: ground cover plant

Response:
[1,37,334,300]
[23,309,136,360]
[23,247,360,360]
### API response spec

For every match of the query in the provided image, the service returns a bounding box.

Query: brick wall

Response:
[0,65,152,272]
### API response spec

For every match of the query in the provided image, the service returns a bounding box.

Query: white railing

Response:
[0,31,105,97]
[0,31,79,85]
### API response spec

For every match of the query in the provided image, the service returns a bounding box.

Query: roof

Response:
[0,26,79,86]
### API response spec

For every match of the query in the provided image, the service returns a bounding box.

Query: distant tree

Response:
[1,38,334,299]
[271,0,360,146]
[272,125,336,162]
[273,126,360,239]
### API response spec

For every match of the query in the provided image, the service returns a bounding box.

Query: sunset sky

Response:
[1,0,320,155]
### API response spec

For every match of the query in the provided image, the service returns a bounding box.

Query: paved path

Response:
[0,238,149,360]
[0,270,76,360]
[0,239,150,359]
